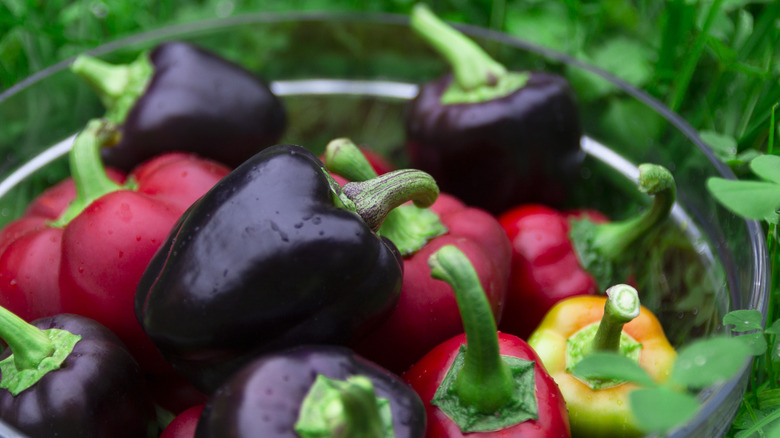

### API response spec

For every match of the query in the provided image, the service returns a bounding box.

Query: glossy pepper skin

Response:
[404,5,582,215]
[136,144,440,393]
[528,285,677,437]
[0,120,230,374]
[71,41,286,170]
[497,205,608,338]
[195,345,426,438]
[498,164,677,340]
[403,246,570,438]
[324,139,511,373]
[0,310,156,438]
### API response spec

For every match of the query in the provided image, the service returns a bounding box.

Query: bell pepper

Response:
[324,138,511,373]
[0,304,156,438]
[527,284,677,437]
[0,119,230,374]
[404,4,583,215]
[194,345,426,438]
[497,163,676,339]
[160,404,205,438]
[136,144,440,393]
[403,245,571,437]
[71,41,286,170]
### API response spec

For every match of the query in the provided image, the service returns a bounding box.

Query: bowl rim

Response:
[0,10,770,437]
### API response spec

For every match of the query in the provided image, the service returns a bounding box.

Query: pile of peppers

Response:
[0,4,715,438]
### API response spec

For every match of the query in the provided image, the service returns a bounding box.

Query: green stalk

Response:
[70,52,153,124]
[50,119,124,227]
[325,138,446,255]
[570,163,676,290]
[410,3,529,104]
[429,245,515,412]
[0,306,81,396]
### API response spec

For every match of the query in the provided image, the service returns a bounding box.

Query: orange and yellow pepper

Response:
[528,284,677,437]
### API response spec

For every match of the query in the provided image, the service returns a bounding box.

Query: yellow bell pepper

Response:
[528,284,676,437]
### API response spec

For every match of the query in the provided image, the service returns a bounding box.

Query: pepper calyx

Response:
[410,3,529,105]
[325,138,447,254]
[0,305,82,396]
[428,245,538,431]
[565,284,643,390]
[49,119,125,228]
[570,163,676,290]
[294,374,395,438]
[70,52,153,125]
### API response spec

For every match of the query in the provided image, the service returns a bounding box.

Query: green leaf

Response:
[629,387,701,434]
[765,318,780,335]
[735,331,768,356]
[670,336,752,389]
[706,177,780,222]
[723,309,764,332]
[590,37,653,88]
[750,154,780,184]
[568,352,657,388]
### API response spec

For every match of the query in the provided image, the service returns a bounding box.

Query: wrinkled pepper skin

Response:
[0,314,156,438]
[77,41,286,171]
[353,192,511,373]
[136,145,406,393]
[497,204,609,339]
[528,293,677,437]
[404,331,570,438]
[195,345,426,438]
[405,71,582,215]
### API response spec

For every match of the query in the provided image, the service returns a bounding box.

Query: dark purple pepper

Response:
[194,345,426,438]
[404,5,583,215]
[71,41,286,170]
[0,311,156,438]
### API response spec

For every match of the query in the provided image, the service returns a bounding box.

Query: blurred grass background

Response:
[2,0,778,163]
[1,0,779,436]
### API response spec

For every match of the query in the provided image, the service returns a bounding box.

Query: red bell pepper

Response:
[403,245,570,437]
[160,404,205,438]
[497,163,676,339]
[0,119,230,373]
[324,138,511,373]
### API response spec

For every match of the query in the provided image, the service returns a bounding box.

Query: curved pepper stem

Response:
[50,119,125,228]
[295,374,394,438]
[570,163,676,290]
[0,306,81,396]
[70,52,153,125]
[429,245,515,413]
[410,3,529,104]
[326,138,447,255]
[341,168,439,233]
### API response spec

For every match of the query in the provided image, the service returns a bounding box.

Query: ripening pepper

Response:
[136,144,441,393]
[194,345,426,438]
[497,163,676,339]
[0,305,156,438]
[0,119,230,373]
[160,404,205,438]
[71,41,286,170]
[404,4,583,215]
[324,138,511,374]
[527,284,677,437]
[403,245,570,437]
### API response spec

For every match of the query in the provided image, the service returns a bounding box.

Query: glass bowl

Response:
[0,11,769,438]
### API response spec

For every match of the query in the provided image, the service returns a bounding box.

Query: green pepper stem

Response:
[341,169,439,232]
[0,306,54,371]
[411,3,506,91]
[429,245,515,413]
[295,374,393,438]
[325,138,447,254]
[70,53,153,124]
[591,284,641,353]
[50,119,123,227]
[592,164,676,259]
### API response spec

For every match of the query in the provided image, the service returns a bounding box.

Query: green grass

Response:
[1,0,779,436]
